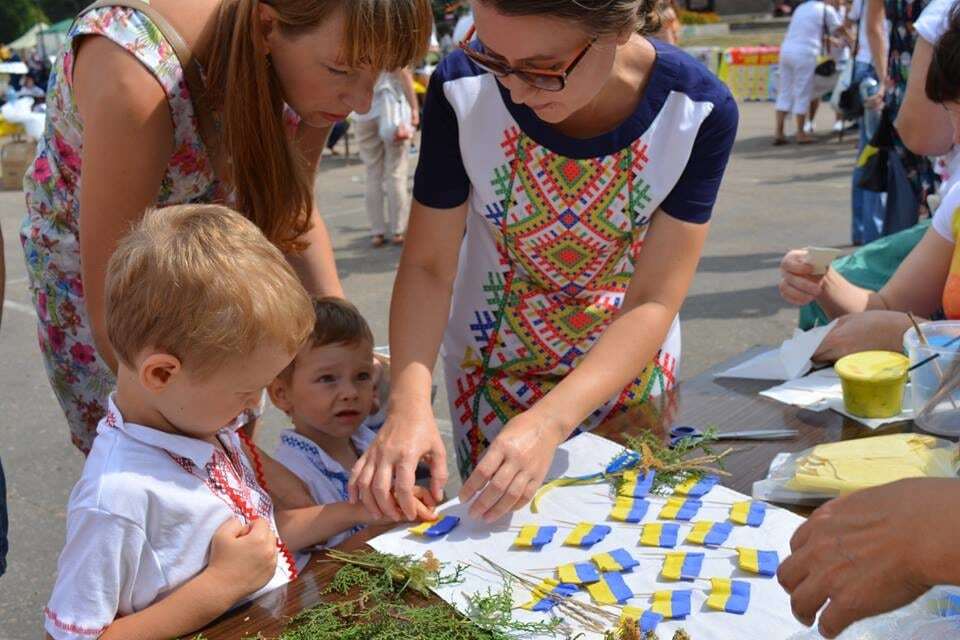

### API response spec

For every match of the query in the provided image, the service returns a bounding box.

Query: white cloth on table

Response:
[776,49,819,114]
[44,396,297,640]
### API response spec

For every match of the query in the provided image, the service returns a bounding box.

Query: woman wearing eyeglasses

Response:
[349,0,739,523]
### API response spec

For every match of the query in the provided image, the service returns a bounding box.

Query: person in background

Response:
[847,0,889,245]
[774,0,844,144]
[16,75,45,102]
[354,70,420,247]
[651,0,681,44]
[325,119,350,155]
[864,0,940,222]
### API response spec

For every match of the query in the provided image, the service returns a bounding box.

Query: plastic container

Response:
[835,351,909,418]
[904,321,960,437]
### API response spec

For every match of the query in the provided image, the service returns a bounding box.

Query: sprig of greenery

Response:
[609,427,731,496]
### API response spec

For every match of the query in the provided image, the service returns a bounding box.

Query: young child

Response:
[43,205,435,640]
[269,297,435,547]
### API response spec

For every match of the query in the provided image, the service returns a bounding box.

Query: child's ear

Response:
[267,377,293,416]
[139,353,182,393]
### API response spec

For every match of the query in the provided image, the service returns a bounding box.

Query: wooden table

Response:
[197,347,912,639]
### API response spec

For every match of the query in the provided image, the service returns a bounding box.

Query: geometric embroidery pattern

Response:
[454,128,677,472]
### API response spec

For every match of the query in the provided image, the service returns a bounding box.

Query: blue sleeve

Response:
[659,92,739,224]
[412,69,471,209]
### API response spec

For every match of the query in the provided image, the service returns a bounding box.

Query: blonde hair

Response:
[205,0,433,253]
[106,204,315,376]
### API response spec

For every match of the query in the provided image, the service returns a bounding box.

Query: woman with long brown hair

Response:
[20,0,431,457]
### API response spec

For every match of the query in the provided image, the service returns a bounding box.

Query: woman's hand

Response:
[779,250,826,306]
[458,409,565,523]
[813,310,911,362]
[778,479,960,638]
[361,485,438,526]
[349,402,448,522]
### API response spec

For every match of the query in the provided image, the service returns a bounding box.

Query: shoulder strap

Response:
[75,0,217,155]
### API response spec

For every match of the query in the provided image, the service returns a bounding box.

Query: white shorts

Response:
[776,50,817,116]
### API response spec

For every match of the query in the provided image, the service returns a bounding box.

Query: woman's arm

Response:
[349,199,468,520]
[74,37,175,373]
[865,0,889,103]
[396,69,420,127]
[288,122,344,297]
[460,212,710,522]
[895,37,954,156]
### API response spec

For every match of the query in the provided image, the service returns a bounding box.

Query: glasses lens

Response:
[516,71,564,92]
[464,49,509,77]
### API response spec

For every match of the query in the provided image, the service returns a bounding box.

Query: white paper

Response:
[760,368,913,429]
[369,432,808,639]
[716,322,837,381]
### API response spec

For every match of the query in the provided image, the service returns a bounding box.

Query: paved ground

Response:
[0,101,857,637]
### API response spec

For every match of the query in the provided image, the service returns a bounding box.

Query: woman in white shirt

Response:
[775,0,844,144]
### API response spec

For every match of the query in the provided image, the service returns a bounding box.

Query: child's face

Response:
[271,340,375,439]
[155,345,296,438]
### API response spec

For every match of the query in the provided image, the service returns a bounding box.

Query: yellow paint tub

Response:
[835,351,910,418]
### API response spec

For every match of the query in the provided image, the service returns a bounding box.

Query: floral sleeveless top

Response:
[18,4,221,453]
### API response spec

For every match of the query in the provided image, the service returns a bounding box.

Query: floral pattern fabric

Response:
[20,5,220,453]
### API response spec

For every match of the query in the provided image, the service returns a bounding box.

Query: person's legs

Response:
[326,120,349,151]
[356,119,388,242]
[383,137,411,239]
[793,55,817,143]
[775,56,797,143]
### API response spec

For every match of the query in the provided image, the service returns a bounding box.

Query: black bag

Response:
[814,5,837,77]
[837,12,864,119]
[858,108,895,192]
[815,58,837,77]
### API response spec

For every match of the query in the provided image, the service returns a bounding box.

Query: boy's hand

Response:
[361,486,439,525]
[206,518,278,601]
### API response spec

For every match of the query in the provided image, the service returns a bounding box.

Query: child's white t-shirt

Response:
[44,397,298,640]
[274,424,378,548]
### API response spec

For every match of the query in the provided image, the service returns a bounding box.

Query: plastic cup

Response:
[835,351,909,419]
[904,321,960,436]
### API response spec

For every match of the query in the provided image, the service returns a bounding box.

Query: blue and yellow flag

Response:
[639,522,680,548]
[737,547,779,577]
[408,515,460,537]
[513,524,557,549]
[619,469,656,497]
[650,589,692,619]
[674,475,719,497]
[586,571,633,604]
[661,551,705,581]
[610,496,650,523]
[685,521,734,547]
[706,578,751,614]
[563,522,612,547]
[520,578,579,612]
[621,606,663,634]
[658,496,702,521]
[557,562,601,584]
[591,547,639,573]
[730,500,767,527]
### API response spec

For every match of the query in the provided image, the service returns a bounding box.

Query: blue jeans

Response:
[851,61,885,245]
[0,457,7,577]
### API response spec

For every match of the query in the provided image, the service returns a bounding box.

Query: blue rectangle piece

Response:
[609,548,639,571]
[704,522,734,547]
[757,550,780,577]
[746,502,767,527]
[661,523,680,547]
[532,525,557,548]
[727,580,751,614]
[576,562,601,583]
[680,552,705,580]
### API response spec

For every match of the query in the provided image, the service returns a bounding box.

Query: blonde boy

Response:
[43,205,423,640]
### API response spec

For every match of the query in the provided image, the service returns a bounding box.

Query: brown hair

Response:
[926,2,960,104]
[106,204,315,377]
[478,0,660,37]
[205,0,433,252]
[279,296,374,379]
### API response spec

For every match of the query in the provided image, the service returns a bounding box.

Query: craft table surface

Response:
[195,347,914,639]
